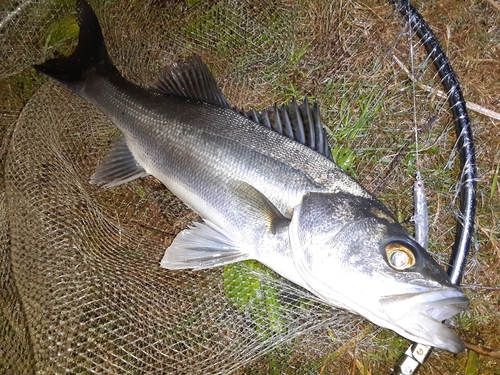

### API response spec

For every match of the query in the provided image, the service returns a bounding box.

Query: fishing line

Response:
[409,19,420,177]
[407,5,428,251]
[394,9,433,375]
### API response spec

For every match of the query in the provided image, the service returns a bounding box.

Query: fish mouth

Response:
[379,288,469,353]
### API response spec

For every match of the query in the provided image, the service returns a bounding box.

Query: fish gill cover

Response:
[1,0,498,374]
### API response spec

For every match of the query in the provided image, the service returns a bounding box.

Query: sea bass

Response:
[34,0,469,352]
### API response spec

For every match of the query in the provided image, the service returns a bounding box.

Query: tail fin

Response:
[34,0,117,89]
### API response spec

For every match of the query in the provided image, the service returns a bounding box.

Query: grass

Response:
[223,261,286,341]
[42,13,79,55]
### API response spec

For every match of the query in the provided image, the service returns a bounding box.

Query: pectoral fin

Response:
[230,181,290,233]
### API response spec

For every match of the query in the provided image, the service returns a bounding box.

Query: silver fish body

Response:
[34,0,469,353]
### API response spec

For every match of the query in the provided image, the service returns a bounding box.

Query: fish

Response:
[34,0,469,353]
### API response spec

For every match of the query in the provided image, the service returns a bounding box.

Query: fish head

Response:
[289,191,469,353]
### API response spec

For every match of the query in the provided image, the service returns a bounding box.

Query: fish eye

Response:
[385,242,416,270]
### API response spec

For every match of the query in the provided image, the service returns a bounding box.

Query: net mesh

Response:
[0,0,482,373]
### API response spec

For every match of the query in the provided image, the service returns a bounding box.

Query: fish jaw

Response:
[293,260,469,352]
[290,259,468,352]
[378,289,469,352]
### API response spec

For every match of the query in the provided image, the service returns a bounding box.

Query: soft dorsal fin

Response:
[239,97,333,160]
[151,54,231,108]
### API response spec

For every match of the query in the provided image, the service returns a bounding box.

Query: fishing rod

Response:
[389,0,477,373]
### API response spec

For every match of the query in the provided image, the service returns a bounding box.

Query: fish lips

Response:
[379,288,469,353]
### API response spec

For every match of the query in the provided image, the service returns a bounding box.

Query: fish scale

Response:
[87,69,367,218]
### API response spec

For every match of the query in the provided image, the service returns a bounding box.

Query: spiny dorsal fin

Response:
[151,55,231,108]
[239,98,333,160]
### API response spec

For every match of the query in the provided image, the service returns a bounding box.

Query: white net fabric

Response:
[0,0,473,373]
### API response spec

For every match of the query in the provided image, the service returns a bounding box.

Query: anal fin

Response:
[90,136,149,188]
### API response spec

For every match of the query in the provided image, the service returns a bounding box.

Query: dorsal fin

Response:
[152,55,332,159]
[151,55,231,108]
[239,98,333,160]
